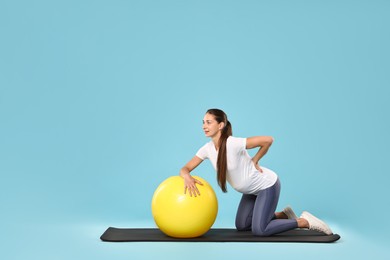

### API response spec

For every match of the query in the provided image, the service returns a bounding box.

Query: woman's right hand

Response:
[179,156,205,196]
[184,175,203,197]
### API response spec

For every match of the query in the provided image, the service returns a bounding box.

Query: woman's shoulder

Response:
[227,136,247,147]
[228,136,246,142]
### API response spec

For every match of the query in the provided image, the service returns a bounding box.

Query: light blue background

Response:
[1,0,389,259]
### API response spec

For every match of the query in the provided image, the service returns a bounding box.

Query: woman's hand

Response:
[183,175,203,197]
[247,136,273,170]
[252,159,263,173]
[179,156,204,196]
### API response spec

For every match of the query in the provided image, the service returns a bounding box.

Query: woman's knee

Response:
[235,219,251,231]
[252,226,271,237]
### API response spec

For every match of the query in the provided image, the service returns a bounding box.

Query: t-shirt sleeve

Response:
[195,143,209,160]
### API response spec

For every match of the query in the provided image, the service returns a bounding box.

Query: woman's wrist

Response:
[252,156,260,164]
[180,168,191,179]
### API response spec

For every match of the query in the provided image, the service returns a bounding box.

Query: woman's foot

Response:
[283,206,298,219]
[300,211,333,235]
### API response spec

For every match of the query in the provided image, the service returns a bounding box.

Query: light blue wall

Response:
[1,0,389,258]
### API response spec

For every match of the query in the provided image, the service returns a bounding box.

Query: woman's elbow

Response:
[267,136,274,145]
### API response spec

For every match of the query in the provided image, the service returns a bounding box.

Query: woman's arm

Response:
[246,136,274,172]
[179,156,204,197]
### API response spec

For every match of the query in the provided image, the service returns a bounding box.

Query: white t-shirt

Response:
[196,136,278,195]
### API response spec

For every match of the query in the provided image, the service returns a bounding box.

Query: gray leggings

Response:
[235,179,298,236]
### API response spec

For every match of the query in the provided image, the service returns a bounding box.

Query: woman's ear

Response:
[219,122,225,130]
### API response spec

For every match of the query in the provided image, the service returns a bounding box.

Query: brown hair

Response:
[206,109,232,192]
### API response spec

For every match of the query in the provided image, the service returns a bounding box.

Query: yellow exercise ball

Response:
[151,176,218,238]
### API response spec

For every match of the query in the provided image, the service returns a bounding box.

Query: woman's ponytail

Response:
[206,109,232,193]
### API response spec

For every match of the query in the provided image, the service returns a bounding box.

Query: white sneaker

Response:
[283,206,298,219]
[301,211,333,235]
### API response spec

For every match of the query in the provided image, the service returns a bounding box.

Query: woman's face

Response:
[202,113,224,138]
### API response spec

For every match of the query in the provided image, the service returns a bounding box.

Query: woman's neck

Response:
[211,133,222,150]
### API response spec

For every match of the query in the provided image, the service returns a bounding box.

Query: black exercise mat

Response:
[100,228,340,243]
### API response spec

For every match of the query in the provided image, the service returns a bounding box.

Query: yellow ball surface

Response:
[151,176,218,238]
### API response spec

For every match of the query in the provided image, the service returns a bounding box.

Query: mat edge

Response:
[100,227,341,243]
